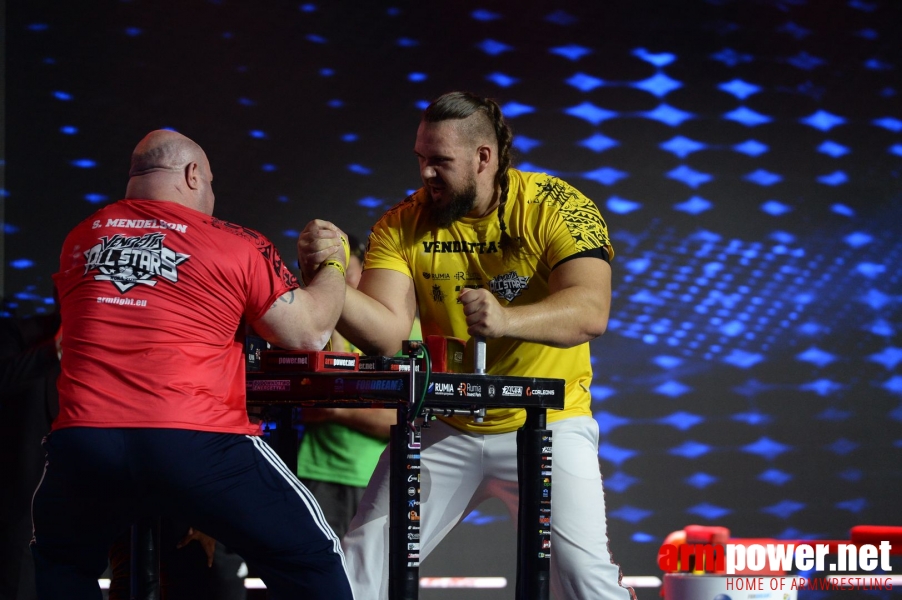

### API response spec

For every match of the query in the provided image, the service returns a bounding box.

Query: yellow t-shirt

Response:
[365,170,614,434]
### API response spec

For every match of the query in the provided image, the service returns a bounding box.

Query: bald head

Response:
[125,130,215,215]
[129,130,205,177]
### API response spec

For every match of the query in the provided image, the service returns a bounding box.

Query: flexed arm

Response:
[252,221,350,351]
[297,219,417,356]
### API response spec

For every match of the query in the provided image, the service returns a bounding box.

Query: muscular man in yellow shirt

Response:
[299,91,634,600]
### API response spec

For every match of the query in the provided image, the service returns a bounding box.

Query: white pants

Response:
[342,416,635,600]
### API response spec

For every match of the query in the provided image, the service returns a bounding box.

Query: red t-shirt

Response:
[52,199,297,434]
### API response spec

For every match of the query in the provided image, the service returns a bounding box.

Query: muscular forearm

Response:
[294,270,347,349]
[254,267,347,351]
[337,283,415,357]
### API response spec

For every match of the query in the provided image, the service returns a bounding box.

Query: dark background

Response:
[4,0,901,597]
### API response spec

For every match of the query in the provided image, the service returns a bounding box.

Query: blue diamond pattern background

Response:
[724,107,772,126]
[734,139,770,156]
[719,79,762,100]
[580,133,619,153]
[565,102,619,125]
[660,136,707,158]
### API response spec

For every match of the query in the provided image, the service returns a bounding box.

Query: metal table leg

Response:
[516,408,551,600]
[389,407,421,600]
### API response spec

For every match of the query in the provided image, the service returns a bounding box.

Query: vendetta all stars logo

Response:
[489,271,530,302]
[84,232,190,292]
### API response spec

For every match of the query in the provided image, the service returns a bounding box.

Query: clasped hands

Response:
[297,219,350,284]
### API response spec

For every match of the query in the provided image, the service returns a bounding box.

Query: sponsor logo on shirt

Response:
[489,271,530,302]
[84,233,190,293]
[422,272,450,280]
[421,240,499,254]
[96,296,147,307]
[454,271,481,281]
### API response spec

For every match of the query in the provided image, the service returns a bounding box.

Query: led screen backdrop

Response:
[5,0,902,596]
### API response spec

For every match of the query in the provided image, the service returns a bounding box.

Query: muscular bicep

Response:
[550,255,611,295]
[549,256,612,335]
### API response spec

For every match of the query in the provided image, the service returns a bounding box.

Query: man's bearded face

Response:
[427,175,477,227]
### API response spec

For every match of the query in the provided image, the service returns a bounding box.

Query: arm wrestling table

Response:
[245,362,564,600]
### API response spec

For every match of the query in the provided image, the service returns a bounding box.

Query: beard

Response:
[427,178,478,228]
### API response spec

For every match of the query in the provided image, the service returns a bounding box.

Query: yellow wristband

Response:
[322,259,346,277]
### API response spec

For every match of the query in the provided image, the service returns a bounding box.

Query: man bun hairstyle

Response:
[423,92,515,250]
